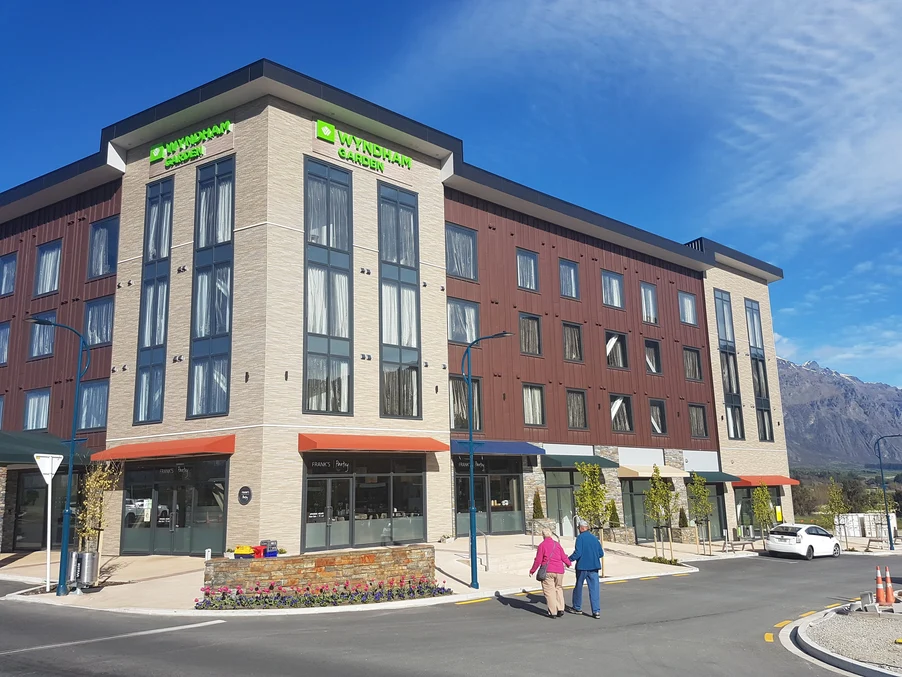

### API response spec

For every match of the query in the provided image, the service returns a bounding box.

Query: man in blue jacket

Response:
[567,519,603,618]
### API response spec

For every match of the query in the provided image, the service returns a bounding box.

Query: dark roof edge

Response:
[685,237,783,281]
[0,151,107,210]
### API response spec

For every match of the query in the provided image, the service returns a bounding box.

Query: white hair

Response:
[541,527,554,538]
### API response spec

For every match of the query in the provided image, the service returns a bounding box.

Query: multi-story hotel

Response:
[0,60,794,557]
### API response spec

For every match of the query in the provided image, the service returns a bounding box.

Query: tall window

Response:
[379,184,420,418]
[135,178,173,424]
[450,376,482,431]
[683,347,703,381]
[645,339,662,374]
[517,249,538,291]
[24,388,50,431]
[746,299,772,441]
[610,395,633,432]
[714,289,735,348]
[87,217,119,279]
[752,357,769,399]
[562,322,583,362]
[523,384,545,426]
[726,405,744,440]
[745,299,765,352]
[641,282,658,324]
[567,390,588,429]
[34,240,61,296]
[757,408,774,442]
[560,259,579,299]
[0,321,8,365]
[78,380,109,431]
[84,296,114,347]
[446,224,477,281]
[0,394,4,429]
[0,252,16,296]
[649,399,667,435]
[29,310,55,358]
[602,270,624,308]
[305,160,352,415]
[189,157,234,418]
[678,291,697,325]
[720,352,740,395]
[605,331,628,368]
[447,298,479,344]
[689,404,708,438]
[519,313,541,355]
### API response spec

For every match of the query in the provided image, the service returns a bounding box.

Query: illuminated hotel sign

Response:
[315,120,412,173]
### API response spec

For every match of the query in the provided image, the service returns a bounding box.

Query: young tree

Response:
[751,483,775,546]
[687,472,714,555]
[644,465,674,559]
[573,462,609,532]
[825,477,850,548]
[76,461,123,553]
[532,490,545,519]
[608,500,620,527]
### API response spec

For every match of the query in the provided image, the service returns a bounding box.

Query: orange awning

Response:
[732,475,800,488]
[92,434,236,462]
[298,434,449,453]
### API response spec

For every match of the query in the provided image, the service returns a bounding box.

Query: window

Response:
[0,394,4,429]
[87,217,119,279]
[641,282,658,324]
[447,298,479,344]
[34,240,61,296]
[560,259,579,299]
[84,296,114,347]
[644,339,662,374]
[24,388,50,431]
[562,322,583,362]
[757,408,774,442]
[189,158,234,418]
[449,376,482,431]
[689,404,708,438]
[714,289,735,346]
[305,159,352,415]
[752,357,769,399]
[379,184,420,418]
[29,310,55,358]
[78,380,109,431]
[0,252,16,296]
[726,405,744,440]
[519,314,541,355]
[135,178,173,424]
[523,384,545,426]
[610,395,633,432]
[446,224,477,281]
[0,322,8,365]
[605,331,628,368]
[745,299,764,352]
[720,351,740,395]
[678,291,697,325]
[517,249,538,291]
[567,390,588,429]
[602,270,624,308]
[650,399,667,435]
[683,347,703,381]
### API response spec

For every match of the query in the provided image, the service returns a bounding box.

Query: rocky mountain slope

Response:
[778,358,902,467]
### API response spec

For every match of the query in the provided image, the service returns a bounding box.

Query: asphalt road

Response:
[0,552,884,676]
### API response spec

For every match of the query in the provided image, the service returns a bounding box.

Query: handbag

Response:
[535,547,549,581]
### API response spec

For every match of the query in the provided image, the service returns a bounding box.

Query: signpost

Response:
[33,453,64,592]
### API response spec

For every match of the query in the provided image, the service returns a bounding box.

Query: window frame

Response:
[720,350,741,396]
[86,216,120,281]
[28,310,56,360]
[0,393,4,430]
[516,248,539,292]
[449,374,483,432]
[519,312,542,356]
[0,321,9,366]
[745,298,765,353]
[559,258,580,299]
[605,330,629,369]
[445,223,478,282]
[562,321,583,363]
[0,252,16,297]
[757,408,774,442]
[566,388,589,430]
[751,357,770,400]
[683,346,703,382]
[522,383,546,427]
[678,291,698,326]
[77,378,110,432]
[714,288,735,349]
[610,393,634,433]
[84,295,115,348]
[725,404,745,441]
[601,269,625,309]
[688,403,709,439]
[644,338,662,375]
[640,281,658,324]
[649,398,667,436]
[447,297,480,345]
[33,239,62,298]
[23,387,51,431]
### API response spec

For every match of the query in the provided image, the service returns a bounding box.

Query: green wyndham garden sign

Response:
[316,120,412,173]
[149,121,232,168]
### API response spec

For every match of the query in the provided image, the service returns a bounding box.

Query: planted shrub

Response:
[678,507,689,528]
[533,490,545,519]
[609,501,620,527]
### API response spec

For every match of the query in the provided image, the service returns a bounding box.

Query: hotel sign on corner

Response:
[315,120,412,173]
[149,121,232,169]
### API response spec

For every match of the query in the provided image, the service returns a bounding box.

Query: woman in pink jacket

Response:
[529,528,572,618]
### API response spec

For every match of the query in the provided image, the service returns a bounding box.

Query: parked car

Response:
[767,524,840,560]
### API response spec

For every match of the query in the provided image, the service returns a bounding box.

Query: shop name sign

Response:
[149,121,232,168]
[315,120,412,173]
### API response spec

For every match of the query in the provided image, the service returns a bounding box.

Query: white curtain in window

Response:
[447,228,475,279]
[650,403,664,434]
[194,270,211,339]
[726,406,742,439]
[306,266,328,335]
[690,406,707,437]
[214,265,231,335]
[563,324,582,361]
[330,271,349,338]
[716,295,734,343]
[645,342,659,373]
[140,282,156,348]
[24,390,50,430]
[78,381,109,430]
[30,321,54,357]
[757,409,772,441]
[399,365,419,416]
[216,176,233,245]
[380,203,398,263]
[89,224,110,278]
[399,206,416,267]
[567,391,586,428]
[520,316,540,354]
[191,360,209,416]
[196,181,215,249]
[517,251,537,289]
[159,195,172,258]
[606,334,626,367]
[448,300,476,343]
[329,183,349,251]
[211,356,229,414]
[307,176,328,245]
[523,385,544,425]
[0,255,15,295]
[680,293,697,324]
[0,323,8,364]
[136,366,163,422]
[330,358,350,413]
[611,396,631,431]
[0,395,4,430]
[449,378,480,431]
[641,284,657,323]
[684,348,702,380]
[35,243,61,295]
[381,282,399,345]
[306,355,328,411]
[747,307,764,349]
[560,261,578,298]
[400,285,418,348]
[86,299,113,346]
[603,272,623,307]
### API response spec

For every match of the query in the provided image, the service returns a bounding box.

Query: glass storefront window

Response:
[14,471,81,551]
[545,471,573,487]
[489,475,524,532]
[354,475,392,546]
[392,474,424,542]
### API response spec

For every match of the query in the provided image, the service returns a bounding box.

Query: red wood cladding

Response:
[0,181,121,452]
[445,188,718,452]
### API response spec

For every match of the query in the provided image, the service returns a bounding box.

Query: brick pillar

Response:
[595,446,623,523]
[663,449,690,521]
[524,448,546,524]
[780,485,796,523]
[1,468,17,552]
[723,484,739,537]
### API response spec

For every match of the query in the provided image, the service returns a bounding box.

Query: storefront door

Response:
[304,478,352,551]
[455,475,488,536]
[622,480,655,542]
[547,487,576,538]
[152,484,193,555]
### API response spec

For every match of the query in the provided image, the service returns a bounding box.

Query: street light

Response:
[25,315,90,595]
[461,330,512,590]
[875,435,902,551]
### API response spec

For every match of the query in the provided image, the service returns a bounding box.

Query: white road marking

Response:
[0,620,226,656]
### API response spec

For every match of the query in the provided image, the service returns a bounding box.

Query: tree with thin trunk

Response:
[574,462,610,576]
[76,462,123,554]
[644,465,673,559]
[751,483,775,549]
[687,472,714,555]
[825,478,850,549]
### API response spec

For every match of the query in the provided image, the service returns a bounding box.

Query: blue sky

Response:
[2,0,901,385]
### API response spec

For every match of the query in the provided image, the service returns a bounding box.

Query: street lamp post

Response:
[875,435,902,552]
[25,316,90,595]
[461,330,512,590]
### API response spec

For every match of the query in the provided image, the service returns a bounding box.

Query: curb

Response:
[0,574,45,585]
[0,565,698,617]
[789,608,898,676]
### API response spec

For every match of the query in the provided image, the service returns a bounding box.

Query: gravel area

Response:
[808,611,902,674]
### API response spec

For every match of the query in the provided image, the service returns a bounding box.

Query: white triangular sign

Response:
[34,454,64,485]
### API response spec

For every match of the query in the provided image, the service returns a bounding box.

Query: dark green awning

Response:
[690,470,742,483]
[0,432,90,466]
[543,455,618,469]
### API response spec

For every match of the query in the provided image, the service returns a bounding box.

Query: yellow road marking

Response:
[455,597,491,605]
[774,620,793,628]
[799,610,817,617]
[640,577,658,581]
[764,633,774,643]
[604,580,627,584]
[824,603,842,609]
[674,573,691,577]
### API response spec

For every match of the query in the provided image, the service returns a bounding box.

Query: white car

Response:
[766,524,841,560]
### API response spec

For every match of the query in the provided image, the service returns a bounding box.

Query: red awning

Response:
[298,434,449,453]
[732,475,800,488]
[92,434,236,462]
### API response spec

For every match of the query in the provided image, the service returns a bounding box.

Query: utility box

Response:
[260,540,278,557]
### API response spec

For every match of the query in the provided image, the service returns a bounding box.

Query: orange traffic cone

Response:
[886,567,895,604]
[877,566,887,605]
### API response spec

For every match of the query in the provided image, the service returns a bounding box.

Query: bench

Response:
[722,528,758,552]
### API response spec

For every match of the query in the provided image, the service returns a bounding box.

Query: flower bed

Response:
[195,576,453,610]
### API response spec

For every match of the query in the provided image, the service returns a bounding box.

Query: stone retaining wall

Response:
[204,544,435,590]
